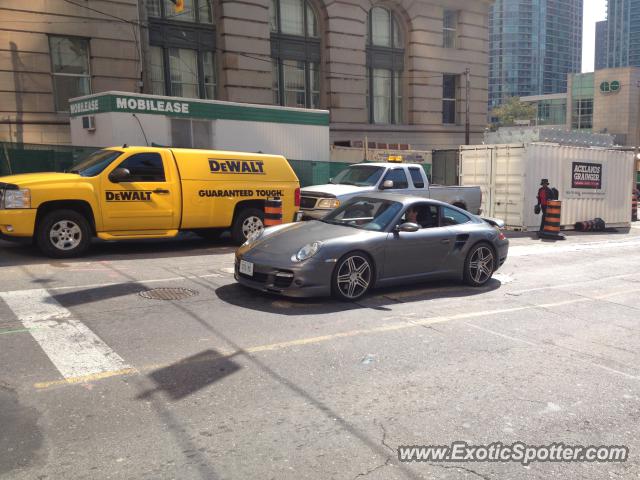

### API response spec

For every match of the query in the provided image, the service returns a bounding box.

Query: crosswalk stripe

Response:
[0,289,131,380]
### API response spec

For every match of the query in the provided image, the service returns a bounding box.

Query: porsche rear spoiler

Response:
[481,217,505,229]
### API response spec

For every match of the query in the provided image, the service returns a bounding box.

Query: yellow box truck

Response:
[0,146,301,257]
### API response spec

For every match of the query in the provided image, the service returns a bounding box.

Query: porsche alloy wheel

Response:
[333,253,372,301]
[464,244,495,287]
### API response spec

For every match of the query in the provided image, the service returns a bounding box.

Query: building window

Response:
[443,10,458,48]
[202,51,216,99]
[270,0,321,108]
[49,36,91,112]
[150,46,165,96]
[366,7,404,124]
[147,0,216,99]
[442,74,459,124]
[570,73,594,131]
[169,48,199,98]
[147,0,212,23]
[171,118,212,148]
[572,99,593,130]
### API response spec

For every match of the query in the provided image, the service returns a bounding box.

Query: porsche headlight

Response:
[2,188,31,209]
[242,229,263,247]
[292,241,321,262]
[316,198,340,209]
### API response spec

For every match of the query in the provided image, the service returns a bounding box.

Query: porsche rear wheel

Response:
[463,243,495,287]
[332,253,373,301]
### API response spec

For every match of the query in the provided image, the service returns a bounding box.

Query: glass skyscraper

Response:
[606,0,640,68]
[595,21,608,70]
[488,0,583,110]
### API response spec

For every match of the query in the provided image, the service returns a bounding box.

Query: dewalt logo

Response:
[106,191,153,202]
[209,159,265,175]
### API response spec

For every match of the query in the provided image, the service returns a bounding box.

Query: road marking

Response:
[0,289,132,380]
[5,238,638,295]
[464,323,538,346]
[0,327,40,336]
[463,323,640,380]
[31,288,640,390]
[509,238,640,257]
[507,272,639,296]
[44,273,223,292]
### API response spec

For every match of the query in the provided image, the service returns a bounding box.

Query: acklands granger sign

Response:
[564,160,606,199]
[572,162,602,189]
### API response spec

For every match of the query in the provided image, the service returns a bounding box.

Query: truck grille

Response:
[300,196,317,209]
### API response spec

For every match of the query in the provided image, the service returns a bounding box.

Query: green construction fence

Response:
[0,142,431,188]
[0,142,352,187]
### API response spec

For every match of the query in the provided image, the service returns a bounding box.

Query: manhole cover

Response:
[139,288,199,301]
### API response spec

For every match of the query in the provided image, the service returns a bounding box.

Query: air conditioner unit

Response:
[82,115,96,131]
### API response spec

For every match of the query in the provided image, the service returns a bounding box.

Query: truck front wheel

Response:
[36,209,91,258]
[231,208,264,244]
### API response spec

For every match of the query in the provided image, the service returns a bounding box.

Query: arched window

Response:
[367,7,404,124]
[147,0,216,99]
[270,0,321,108]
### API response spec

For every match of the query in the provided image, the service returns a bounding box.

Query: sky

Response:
[582,0,607,72]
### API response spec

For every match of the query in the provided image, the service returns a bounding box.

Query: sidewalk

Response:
[504,221,640,248]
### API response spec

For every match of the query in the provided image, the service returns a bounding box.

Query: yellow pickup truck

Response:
[0,146,300,257]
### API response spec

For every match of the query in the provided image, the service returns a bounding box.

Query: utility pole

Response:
[465,67,471,145]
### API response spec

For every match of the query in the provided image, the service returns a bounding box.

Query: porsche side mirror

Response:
[380,180,394,190]
[396,222,419,233]
[109,167,131,183]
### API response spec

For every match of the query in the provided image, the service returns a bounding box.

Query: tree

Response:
[490,97,537,127]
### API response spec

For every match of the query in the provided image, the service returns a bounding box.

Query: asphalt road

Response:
[1,227,640,479]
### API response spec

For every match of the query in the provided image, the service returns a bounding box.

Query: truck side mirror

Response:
[109,167,131,183]
[380,180,394,190]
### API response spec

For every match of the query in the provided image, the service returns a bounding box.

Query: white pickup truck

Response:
[300,162,482,219]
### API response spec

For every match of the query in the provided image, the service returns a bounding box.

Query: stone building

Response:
[1,0,493,150]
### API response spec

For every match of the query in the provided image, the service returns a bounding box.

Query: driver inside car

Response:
[403,205,438,229]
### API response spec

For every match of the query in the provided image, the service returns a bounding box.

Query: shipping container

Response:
[460,143,635,230]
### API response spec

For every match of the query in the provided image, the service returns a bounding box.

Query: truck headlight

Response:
[317,198,340,209]
[2,188,31,209]
[292,241,321,262]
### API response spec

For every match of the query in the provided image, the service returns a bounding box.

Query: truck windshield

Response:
[322,197,402,231]
[69,150,123,177]
[331,165,385,186]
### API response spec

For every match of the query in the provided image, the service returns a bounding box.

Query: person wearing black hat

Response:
[536,178,552,231]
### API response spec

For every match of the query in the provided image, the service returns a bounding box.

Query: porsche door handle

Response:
[153,188,170,194]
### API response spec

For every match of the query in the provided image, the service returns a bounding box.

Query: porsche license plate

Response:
[239,260,254,276]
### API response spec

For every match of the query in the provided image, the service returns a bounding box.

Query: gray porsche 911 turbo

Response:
[234,194,509,301]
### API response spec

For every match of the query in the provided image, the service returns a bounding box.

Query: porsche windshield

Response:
[322,197,402,231]
[69,149,123,177]
[330,165,385,186]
